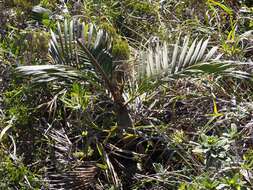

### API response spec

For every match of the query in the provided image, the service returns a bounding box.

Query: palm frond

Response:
[16,65,86,83]
[137,36,253,81]
[49,19,113,76]
[137,36,221,78]
[17,19,113,83]
[47,128,73,164]
[45,128,98,189]
[47,164,98,190]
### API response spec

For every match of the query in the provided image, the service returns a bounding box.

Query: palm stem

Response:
[77,39,133,130]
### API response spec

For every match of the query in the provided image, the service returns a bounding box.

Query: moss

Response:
[22,30,50,63]
[112,38,130,61]
[100,22,117,37]
[30,31,50,52]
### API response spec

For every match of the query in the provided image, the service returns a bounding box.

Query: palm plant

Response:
[17,19,133,130]
[16,19,252,131]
